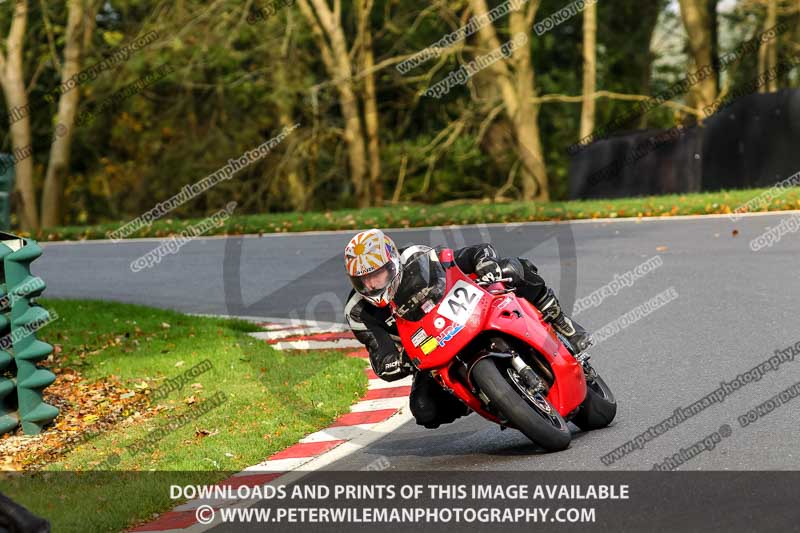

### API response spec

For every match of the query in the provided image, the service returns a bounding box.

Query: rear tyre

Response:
[571,373,616,431]
[471,357,571,451]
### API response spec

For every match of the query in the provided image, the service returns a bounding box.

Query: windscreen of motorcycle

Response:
[393,249,447,322]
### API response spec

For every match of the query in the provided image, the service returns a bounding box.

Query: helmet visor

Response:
[392,250,446,321]
[350,260,398,298]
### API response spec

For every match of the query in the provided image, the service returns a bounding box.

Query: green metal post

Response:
[0,238,18,434]
[0,154,14,231]
[0,232,58,435]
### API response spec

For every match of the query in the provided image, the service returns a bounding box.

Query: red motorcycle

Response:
[392,248,616,451]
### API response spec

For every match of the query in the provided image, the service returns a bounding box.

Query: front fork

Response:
[575,351,597,382]
[557,330,597,382]
[467,351,548,410]
[510,354,548,395]
[475,343,594,424]
[471,353,553,425]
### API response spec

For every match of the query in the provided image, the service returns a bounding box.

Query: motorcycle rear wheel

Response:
[471,357,571,452]
[571,371,617,431]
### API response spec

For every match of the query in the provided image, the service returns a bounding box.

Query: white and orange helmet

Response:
[344,229,402,307]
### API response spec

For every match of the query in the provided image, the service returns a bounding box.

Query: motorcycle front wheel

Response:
[471,357,571,452]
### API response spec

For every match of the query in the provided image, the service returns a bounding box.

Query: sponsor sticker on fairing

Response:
[411,328,428,347]
[436,324,464,347]
[497,296,513,309]
[420,337,439,355]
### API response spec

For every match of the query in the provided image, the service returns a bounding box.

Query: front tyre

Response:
[471,358,571,452]
[571,372,616,431]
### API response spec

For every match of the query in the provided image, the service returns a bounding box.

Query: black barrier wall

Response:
[568,89,800,199]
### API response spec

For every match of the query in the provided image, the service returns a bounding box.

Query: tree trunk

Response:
[509,6,548,201]
[470,0,549,201]
[579,0,597,141]
[637,1,665,128]
[338,88,369,207]
[275,27,307,212]
[757,0,778,93]
[82,1,97,52]
[285,171,308,211]
[678,0,718,114]
[0,1,38,231]
[358,0,383,205]
[707,0,719,88]
[602,0,666,129]
[41,0,86,228]
[298,0,370,208]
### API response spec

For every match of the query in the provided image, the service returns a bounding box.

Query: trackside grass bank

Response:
[0,299,366,532]
[29,187,800,242]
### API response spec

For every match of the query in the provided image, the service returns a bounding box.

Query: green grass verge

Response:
[28,187,800,242]
[0,299,367,532]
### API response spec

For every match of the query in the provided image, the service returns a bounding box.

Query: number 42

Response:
[448,287,476,314]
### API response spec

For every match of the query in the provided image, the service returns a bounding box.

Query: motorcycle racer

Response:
[343,228,592,429]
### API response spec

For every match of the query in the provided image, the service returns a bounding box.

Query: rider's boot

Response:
[533,288,594,353]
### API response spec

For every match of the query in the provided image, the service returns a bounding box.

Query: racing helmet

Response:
[344,229,402,307]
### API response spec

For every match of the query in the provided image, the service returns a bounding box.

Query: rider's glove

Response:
[475,258,503,284]
[377,349,414,381]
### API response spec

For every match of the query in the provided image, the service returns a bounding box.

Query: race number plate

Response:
[437,280,483,325]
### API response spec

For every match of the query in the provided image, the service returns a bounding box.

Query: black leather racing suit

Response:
[0,492,50,532]
[344,243,547,428]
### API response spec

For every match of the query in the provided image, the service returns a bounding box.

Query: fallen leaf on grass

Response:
[2,362,160,470]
